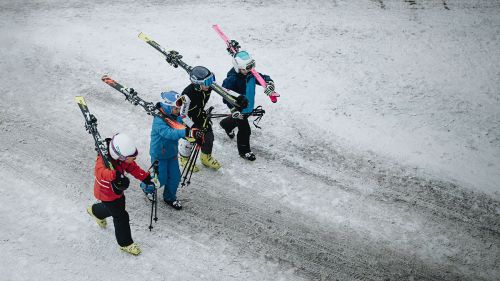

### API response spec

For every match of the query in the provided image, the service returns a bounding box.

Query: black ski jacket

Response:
[181,84,212,128]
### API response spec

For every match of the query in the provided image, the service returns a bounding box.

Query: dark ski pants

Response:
[201,127,214,155]
[220,116,251,155]
[91,196,133,247]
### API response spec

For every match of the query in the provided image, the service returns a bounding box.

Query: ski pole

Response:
[207,113,231,119]
[149,189,155,231]
[186,145,201,186]
[147,160,159,231]
[180,142,198,188]
[153,161,159,224]
[181,142,200,188]
[179,107,214,188]
[179,147,193,181]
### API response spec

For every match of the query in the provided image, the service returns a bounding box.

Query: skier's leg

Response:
[163,157,182,210]
[102,196,133,247]
[91,202,111,219]
[163,157,180,202]
[87,203,109,227]
[201,128,214,155]
[236,118,252,155]
[220,116,237,138]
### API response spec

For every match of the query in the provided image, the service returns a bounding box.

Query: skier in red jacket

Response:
[86,133,155,255]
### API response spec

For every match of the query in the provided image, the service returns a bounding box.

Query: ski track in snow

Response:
[1,0,500,280]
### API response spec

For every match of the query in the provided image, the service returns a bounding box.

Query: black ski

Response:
[101,75,186,130]
[138,32,248,109]
[75,96,115,170]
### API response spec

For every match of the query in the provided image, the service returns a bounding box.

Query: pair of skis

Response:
[75,96,115,170]
[137,26,281,106]
[90,26,277,154]
[138,32,247,110]
[101,75,185,130]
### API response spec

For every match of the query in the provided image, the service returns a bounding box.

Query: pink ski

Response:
[212,24,280,103]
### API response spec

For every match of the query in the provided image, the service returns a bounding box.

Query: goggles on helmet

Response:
[243,60,255,71]
[191,73,215,87]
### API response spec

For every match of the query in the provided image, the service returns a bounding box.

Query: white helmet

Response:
[232,51,255,73]
[109,133,138,161]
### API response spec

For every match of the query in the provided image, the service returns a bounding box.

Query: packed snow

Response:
[1,0,499,280]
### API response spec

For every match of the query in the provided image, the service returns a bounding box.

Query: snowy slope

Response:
[1,0,499,280]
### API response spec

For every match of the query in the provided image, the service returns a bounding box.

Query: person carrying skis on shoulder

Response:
[220,50,275,161]
[86,133,156,255]
[150,91,203,210]
[178,66,221,171]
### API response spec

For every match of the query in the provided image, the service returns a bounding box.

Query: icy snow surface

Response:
[0,0,499,280]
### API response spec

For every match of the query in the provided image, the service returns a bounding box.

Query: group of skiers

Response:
[86,45,276,255]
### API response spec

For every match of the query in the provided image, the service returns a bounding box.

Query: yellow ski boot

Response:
[120,243,141,255]
[200,153,221,170]
[179,155,199,172]
[87,206,107,228]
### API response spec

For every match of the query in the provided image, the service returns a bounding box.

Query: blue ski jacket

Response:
[222,68,272,114]
[149,103,186,160]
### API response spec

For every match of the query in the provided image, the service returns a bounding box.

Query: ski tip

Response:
[212,24,219,28]
[138,32,149,41]
[101,75,116,86]
[75,96,86,104]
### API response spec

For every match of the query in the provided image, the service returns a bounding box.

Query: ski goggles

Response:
[244,59,256,71]
[111,144,138,161]
[235,51,256,71]
[192,73,216,87]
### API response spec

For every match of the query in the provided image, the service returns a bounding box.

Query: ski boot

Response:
[201,153,221,170]
[165,199,182,210]
[120,243,141,255]
[87,206,107,228]
[240,152,256,161]
[179,155,199,173]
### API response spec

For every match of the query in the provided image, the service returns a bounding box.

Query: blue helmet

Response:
[160,91,182,108]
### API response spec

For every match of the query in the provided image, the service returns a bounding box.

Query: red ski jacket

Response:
[93,155,149,202]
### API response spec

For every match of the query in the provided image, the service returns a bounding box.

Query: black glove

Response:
[112,171,130,194]
[227,40,241,54]
[235,95,248,109]
[185,127,204,143]
[142,174,153,185]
